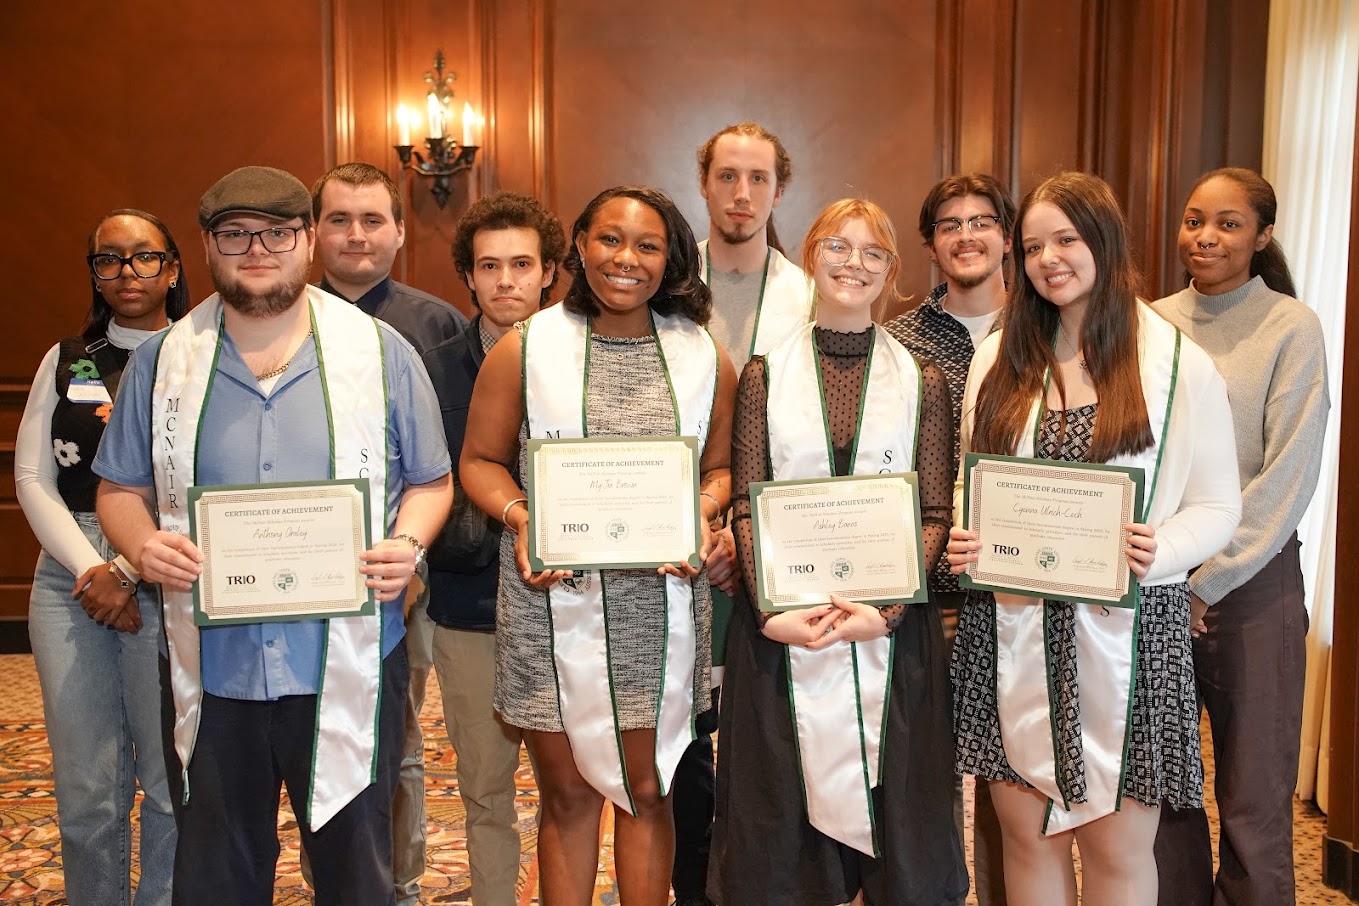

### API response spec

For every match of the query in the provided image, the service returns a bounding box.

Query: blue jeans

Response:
[28,513,176,906]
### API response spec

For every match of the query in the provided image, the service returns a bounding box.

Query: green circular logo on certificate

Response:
[1035,547,1060,572]
[831,558,854,581]
[274,569,298,593]
[607,518,630,541]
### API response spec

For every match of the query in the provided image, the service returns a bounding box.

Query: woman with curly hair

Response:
[460,186,737,905]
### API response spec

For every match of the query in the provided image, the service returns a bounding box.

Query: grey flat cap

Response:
[199,166,312,228]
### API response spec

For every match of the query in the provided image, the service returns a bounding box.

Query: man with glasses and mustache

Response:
[884,172,1016,906]
[677,122,814,906]
[94,166,453,906]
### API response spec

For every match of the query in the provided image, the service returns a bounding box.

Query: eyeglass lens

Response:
[935,215,1001,236]
[212,227,302,256]
[819,237,892,274]
[89,252,166,280]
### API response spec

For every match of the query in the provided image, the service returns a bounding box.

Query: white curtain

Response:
[1261,0,1359,810]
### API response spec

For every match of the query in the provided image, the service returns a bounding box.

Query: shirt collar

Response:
[921,282,949,314]
[319,275,394,316]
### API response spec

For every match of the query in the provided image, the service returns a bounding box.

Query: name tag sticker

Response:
[67,379,112,404]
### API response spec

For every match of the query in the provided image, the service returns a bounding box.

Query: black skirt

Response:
[709,600,969,906]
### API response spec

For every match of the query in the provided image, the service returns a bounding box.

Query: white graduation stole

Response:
[994,309,1182,835]
[152,287,388,831]
[521,303,718,814]
[699,240,815,358]
[765,322,921,857]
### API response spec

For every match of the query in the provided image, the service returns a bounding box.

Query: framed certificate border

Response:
[960,453,1145,608]
[750,472,930,612]
[188,478,375,626]
[525,436,702,572]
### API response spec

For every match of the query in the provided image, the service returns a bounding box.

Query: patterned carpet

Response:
[0,653,1348,904]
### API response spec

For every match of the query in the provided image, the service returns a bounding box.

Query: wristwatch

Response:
[392,533,427,568]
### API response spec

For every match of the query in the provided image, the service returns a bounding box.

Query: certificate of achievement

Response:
[750,473,929,612]
[960,453,1145,607]
[526,437,702,571]
[188,479,374,626]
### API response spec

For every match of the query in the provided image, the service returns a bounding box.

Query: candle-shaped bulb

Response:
[396,104,411,146]
[462,102,475,147]
[427,93,444,140]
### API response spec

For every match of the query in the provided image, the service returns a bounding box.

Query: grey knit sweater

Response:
[1154,276,1329,604]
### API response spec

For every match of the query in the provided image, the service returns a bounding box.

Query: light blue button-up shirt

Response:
[93,320,450,700]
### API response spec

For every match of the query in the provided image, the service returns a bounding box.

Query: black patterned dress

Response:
[710,327,969,906]
[951,403,1204,810]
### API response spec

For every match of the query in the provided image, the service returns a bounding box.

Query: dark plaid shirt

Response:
[884,283,993,594]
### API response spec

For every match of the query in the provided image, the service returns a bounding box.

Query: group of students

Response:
[16,120,1328,906]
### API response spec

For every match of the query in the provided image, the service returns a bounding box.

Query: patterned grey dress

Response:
[952,403,1204,809]
[494,333,714,732]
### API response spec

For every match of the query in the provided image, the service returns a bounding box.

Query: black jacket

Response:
[421,315,502,630]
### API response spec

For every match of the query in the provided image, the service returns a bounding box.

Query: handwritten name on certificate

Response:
[751,473,929,612]
[189,479,374,625]
[526,437,702,572]
[961,453,1144,608]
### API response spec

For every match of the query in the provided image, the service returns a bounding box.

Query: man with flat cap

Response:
[94,165,453,905]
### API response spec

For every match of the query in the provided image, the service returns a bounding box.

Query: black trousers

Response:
[671,699,719,899]
[172,641,410,906]
[1154,537,1308,906]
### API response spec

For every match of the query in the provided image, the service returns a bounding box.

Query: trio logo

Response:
[226,575,256,586]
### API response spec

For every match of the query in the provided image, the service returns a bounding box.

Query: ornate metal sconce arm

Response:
[395,138,479,208]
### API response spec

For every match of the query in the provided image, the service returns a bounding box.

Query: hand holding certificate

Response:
[526,437,702,572]
[750,473,929,612]
[188,479,374,625]
[960,453,1145,607]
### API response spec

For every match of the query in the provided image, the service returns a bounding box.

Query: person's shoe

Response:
[671,898,714,906]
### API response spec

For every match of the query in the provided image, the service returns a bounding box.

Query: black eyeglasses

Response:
[210,226,304,256]
[930,215,1003,237]
[88,251,170,280]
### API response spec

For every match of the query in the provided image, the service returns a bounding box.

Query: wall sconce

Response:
[394,51,481,209]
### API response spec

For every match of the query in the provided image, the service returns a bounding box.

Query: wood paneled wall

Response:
[0,2,331,623]
[1,1,1270,624]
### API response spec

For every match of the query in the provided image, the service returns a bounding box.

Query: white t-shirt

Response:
[947,308,1001,350]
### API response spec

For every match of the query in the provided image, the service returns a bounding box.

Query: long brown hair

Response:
[971,172,1152,462]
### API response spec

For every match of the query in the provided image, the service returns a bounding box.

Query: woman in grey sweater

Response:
[1152,168,1330,906]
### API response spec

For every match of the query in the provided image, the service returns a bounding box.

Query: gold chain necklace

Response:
[254,328,314,381]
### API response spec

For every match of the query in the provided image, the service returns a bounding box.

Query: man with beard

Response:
[884,172,1016,906]
[678,122,814,906]
[419,192,565,906]
[94,166,453,906]
[311,161,467,906]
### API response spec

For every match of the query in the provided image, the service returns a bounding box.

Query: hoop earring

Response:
[170,279,178,288]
